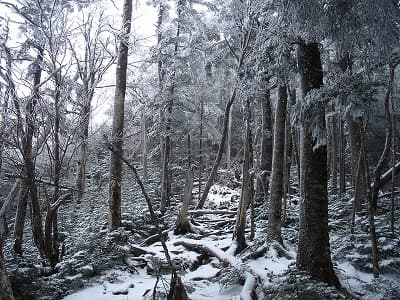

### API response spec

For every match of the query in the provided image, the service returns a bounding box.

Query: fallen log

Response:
[139,229,170,246]
[130,245,156,256]
[173,240,237,266]
[189,209,237,216]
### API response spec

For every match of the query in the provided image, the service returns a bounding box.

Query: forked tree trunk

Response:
[267,85,287,244]
[255,88,273,204]
[108,0,132,231]
[233,96,253,253]
[296,41,340,288]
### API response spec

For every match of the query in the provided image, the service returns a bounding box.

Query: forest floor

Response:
[3,168,400,299]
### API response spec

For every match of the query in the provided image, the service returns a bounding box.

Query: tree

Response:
[108,0,133,231]
[296,41,340,287]
[70,8,115,202]
[267,85,287,244]
[0,238,14,300]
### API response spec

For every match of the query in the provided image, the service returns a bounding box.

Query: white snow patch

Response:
[207,184,240,205]
[64,269,156,300]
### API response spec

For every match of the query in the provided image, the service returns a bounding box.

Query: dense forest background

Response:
[0,0,400,299]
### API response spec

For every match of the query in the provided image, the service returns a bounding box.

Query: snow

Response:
[239,272,256,300]
[64,269,156,300]
[207,184,240,205]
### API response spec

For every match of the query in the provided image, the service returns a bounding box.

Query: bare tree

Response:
[69,9,115,202]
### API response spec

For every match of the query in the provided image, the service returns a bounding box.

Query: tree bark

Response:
[141,110,148,183]
[233,95,253,253]
[198,100,204,202]
[346,114,366,211]
[23,48,45,258]
[0,238,14,300]
[174,168,194,234]
[296,41,340,288]
[256,88,273,204]
[13,187,28,255]
[267,85,287,244]
[338,115,346,198]
[108,0,132,231]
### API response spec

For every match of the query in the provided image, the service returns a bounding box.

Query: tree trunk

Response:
[23,48,45,258]
[141,110,148,183]
[108,0,132,231]
[160,1,184,214]
[233,96,253,253]
[0,238,14,300]
[13,187,28,255]
[328,114,338,195]
[267,85,287,244]
[391,93,396,235]
[346,114,366,211]
[338,116,346,198]
[256,88,273,204]
[198,100,204,202]
[174,168,194,234]
[361,133,380,277]
[296,41,340,288]
[75,92,91,202]
[44,71,63,268]
[226,105,232,169]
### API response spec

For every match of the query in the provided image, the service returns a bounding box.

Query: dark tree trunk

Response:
[75,90,91,202]
[44,71,63,268]
[108,0,132,231]
[174,168,194,235]
[256,88,273,204]
[328,114,338,195]
[198,100,204,202]
[0,238,14,300]
[267,85,287,244]
[23,49,45,258]
[296,41,340,288]
[338,116,346,198]
[347,114,366,211]
[13,187,28,255]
